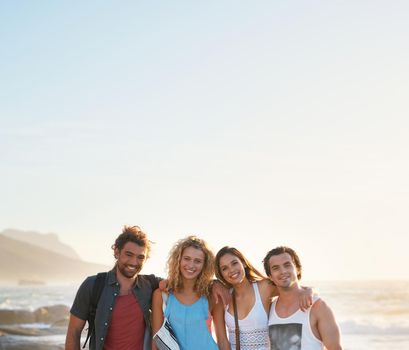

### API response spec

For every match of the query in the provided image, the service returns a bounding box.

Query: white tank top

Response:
[225,282,270,350]
[268,296,323,350]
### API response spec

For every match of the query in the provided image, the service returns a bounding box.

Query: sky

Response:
[1,1,408,281]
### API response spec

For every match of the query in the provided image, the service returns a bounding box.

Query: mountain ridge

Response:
[1,228,81,260]
[0,233,109,284]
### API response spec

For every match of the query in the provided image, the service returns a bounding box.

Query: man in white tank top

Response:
[262,246,342,350]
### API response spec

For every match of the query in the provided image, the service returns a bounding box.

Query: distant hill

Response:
[0,234,109,283]
[1,229,81,260]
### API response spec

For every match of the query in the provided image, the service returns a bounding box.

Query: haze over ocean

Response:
[2,0,408,282]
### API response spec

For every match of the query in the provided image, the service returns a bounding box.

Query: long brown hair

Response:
[215,246,265,288]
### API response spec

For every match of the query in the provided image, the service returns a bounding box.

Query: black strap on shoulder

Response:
[232,290,241,350]
[83,272,107,349]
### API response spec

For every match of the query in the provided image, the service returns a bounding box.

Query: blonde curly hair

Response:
[166,236,215,297]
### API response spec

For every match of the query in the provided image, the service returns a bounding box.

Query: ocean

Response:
[0,280,408,349]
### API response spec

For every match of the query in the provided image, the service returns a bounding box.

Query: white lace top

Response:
[225,282,270,350]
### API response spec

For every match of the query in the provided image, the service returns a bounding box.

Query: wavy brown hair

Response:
[215,246,265,288]
[112,225,151,258]
[166,236,215,297]
[262,246,302,280]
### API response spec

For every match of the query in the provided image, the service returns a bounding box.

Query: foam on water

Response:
[1,281,408,349]
[0,285,77,310]
[340,319,409,335]
[19,323,51,329]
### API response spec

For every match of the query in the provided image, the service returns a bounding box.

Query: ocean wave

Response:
[340,320,409,335]
[0,287,75,310]
[20,323,51,329]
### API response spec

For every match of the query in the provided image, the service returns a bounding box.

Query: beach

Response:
[0,281,408,349]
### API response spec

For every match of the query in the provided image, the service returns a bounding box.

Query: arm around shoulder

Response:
[314,299,342,350]
[148,274,163,291]
[258,279,276,313]
[210,280,231,307]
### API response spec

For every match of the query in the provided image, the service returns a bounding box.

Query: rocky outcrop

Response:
[0,310,35,325]
[0,305,69,349]
[0,305,69,326]
[33,305,70,325]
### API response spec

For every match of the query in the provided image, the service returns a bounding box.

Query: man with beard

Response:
[263,246,342,350]
[65,225,160,350]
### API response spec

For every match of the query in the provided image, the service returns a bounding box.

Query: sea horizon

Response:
[1,280,408,349]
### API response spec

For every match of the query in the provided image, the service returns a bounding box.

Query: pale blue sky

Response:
[1,1,408,280]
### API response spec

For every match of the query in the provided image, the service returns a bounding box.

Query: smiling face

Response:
[115,241,147,279]
[267,252,300,289]
[179,246,205,281]
[218,253,246,286]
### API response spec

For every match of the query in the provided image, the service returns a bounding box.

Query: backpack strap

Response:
[83,272,107,349]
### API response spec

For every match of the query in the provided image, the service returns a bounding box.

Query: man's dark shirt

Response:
[70,268,161,350]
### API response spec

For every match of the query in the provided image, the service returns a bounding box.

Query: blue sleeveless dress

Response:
[165,293,218,350]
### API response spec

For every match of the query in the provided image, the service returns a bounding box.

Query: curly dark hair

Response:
[112,225,151,258]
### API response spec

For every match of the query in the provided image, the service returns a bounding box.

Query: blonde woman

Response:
[152,236,219,350]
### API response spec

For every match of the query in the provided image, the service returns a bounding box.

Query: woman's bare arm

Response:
[151,288,164,350]
[210,295,230,350]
